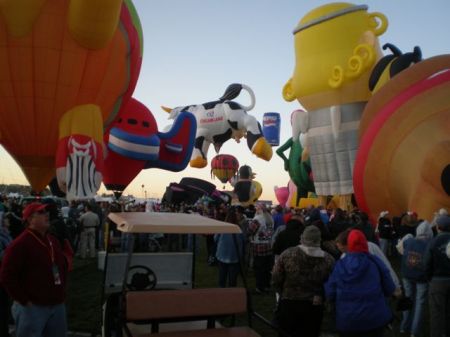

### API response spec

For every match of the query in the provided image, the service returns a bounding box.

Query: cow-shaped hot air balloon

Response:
[162,84,273,168]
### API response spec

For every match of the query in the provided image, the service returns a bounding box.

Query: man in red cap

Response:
[0,202,72,337]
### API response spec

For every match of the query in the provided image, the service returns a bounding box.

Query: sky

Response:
[1,0,449,201]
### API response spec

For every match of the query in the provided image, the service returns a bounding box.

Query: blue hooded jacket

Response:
[325,252,395,332]
[214,233,244,264]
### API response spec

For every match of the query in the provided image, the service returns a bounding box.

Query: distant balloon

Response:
[211,154,239,184]
[233,165,262,206]
[262,112,281,146]
[274,186,289,207]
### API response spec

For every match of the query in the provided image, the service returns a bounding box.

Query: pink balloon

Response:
[274,186,289,207]
[286,180,297,207]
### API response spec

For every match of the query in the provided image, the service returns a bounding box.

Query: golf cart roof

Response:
[109,212,242,234]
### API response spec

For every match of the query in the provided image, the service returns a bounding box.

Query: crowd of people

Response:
[0,194,449,337]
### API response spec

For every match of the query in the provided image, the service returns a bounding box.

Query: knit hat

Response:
[436,215,450,231]
[437,208,449,216]
[347,229,368,253]
[300,225,321,247]
[379,211,389,219]
[415,220,433,239]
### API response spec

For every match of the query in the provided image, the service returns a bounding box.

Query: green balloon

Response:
[276,137,315,199]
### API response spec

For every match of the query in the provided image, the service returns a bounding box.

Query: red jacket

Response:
[0,229,68,305]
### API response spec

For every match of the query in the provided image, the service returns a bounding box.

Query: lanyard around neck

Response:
[27,229,55,263]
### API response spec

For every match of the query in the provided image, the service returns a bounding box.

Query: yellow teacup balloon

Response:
[283,3,388,211]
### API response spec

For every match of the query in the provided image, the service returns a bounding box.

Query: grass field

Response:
[66,238,428,336]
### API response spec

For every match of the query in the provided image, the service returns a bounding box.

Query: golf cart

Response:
[101,211,275,337]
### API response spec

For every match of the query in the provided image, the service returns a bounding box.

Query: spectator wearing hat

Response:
[272,226,335,337]
[325,229,396,337]
[0,202,73,337]
[335,228,400,292]
[431,208,449,235]
[396,221,433,337]
[377,211,396,256]
[424,215,450,337]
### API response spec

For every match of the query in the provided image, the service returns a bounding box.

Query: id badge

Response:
[52,264,62,285]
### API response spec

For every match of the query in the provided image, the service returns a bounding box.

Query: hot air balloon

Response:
[283,3,388,211]
[162,83,272,168]
[0,0,143,197]
[103,98,197,199]
[211,154,239,186]
[354,55,450,222]
[233,165,262,207]
[274,186,289,207]
[276,109,315,205]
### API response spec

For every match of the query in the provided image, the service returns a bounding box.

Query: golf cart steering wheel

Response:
[126,265,157,291]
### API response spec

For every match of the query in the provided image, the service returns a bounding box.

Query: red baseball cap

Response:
[22,202,48,221]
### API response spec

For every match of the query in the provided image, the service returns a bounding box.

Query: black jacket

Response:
[272,220,304,256]
[424,232,450,280]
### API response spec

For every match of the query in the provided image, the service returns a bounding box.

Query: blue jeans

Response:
[401,279,428,336]
[12,302,67,337]
[429,279,450,337]
[379,238,389,256]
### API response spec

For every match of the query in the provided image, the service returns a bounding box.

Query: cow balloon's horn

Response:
[161,106,172,113]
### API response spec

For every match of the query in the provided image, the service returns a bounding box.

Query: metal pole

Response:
[191,234,196,288]
[121,234,135,291]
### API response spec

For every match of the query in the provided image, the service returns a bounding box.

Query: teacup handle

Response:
[369,12,388,36]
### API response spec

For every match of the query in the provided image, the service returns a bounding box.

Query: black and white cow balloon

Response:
[162,83,273,168]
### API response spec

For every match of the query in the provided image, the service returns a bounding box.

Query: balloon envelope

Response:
[274,186,289,207]
[0,1,143,192]
[211,154,239,184]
